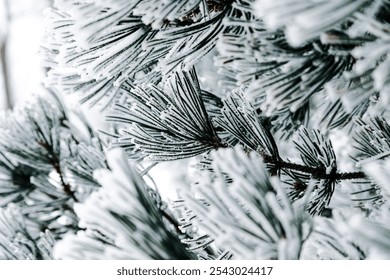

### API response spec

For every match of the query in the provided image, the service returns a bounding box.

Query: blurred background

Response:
[0,0,52,109]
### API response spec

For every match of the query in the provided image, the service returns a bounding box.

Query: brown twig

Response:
[38,141,78,202]
[262,154,366,181]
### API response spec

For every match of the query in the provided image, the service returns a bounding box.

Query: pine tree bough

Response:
[2,0,390,260]
[37,140,77,202]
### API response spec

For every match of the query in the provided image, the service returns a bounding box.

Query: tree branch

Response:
[52,159,78,202]
[262,154,366,181]
[38,141,78,202]
[161,208,215,256]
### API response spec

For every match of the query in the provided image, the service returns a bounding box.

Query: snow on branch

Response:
[0,93,111,239]
[343,212,390,259]
[214,90,280,163]
[0,150,35,207]
[181,146,311,259]
[108,69,224,161]
[0,97,65,171]
[255,0,372,47]
[353,117,390,166]
[217,7,354,136]
[335,159,390,258]
[54,149,195,259]
[0,205,54,260]
[66,141,108,196]
[294,127,337,173]
[44,0,234,107]
[147,7,229,77]
[133,0,204,29]
[291,128,337,215]
[44,6,153,107]
[301,214,366,259]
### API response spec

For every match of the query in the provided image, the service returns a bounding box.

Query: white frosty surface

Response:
[1,0,50,108]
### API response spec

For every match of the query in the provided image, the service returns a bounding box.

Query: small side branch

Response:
[263,154,366,181]
[161,208,215,256]
[52,160,78,202]
[38,141,78,202]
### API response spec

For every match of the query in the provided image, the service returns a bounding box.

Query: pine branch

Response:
[37,139,77,202]
[0,206,54,260]
[53,159,77,202]
[54,149,196,260]
[109,68,225,161]
[160,206,217,257]
[182,147,310,259]
[3,0,390,261]
[262,154,366,181]
[214,93,368,215]
[216,92,367,180]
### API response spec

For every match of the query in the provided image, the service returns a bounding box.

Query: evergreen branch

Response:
[54,149,196,260]
[54,160,76,202]
[45,0,234,108]
[262,154,366,181]
[215,92,365,181]
[0,151,36,207]
[353,117,390,165]
[303,216,366,260]
[66,141,108,195]
[0,206,54,260]
[4,0,390,261]
[37,141,77,202]
[217,5,375,136]
[317,96,370,130]
[161,209,182,235]
[160,206,217,257]
[109,68,225,161]
[214,90,280,162]
[182,147,310,259]
[215,94,366,214]
[255,0,372,47]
